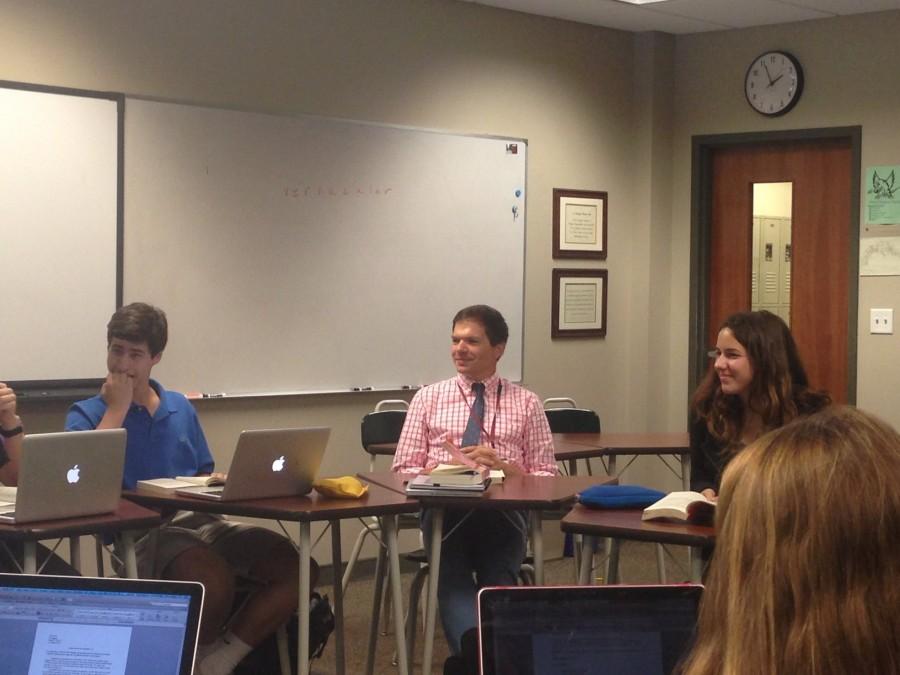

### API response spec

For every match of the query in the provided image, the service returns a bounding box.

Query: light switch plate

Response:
[871,308,893,334]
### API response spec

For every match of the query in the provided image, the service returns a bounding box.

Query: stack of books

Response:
[405,463,502,497]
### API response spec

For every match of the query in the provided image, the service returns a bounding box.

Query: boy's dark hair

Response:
[107,302,168,356]
[452,305,509,346]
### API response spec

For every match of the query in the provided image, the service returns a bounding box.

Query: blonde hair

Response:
[681,406,900,675]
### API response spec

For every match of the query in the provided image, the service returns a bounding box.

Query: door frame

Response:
[688,126,862,403]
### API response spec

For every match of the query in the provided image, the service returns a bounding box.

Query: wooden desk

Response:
[554,432,691,489]
[0,499,161,576]
[127,485,419,675]
[561,505,714,584]
[361,470,610,675]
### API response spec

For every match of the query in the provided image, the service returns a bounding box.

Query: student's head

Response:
[681,406,900,675]
[692,310,827,440]
[450,305,508,381]
[715,310,808,400]
[106,303,168,381]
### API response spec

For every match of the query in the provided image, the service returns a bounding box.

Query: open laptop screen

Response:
[478,584,702,675]
[0,574,203,675]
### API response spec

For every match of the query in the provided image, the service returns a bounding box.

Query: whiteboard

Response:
[0,82,120,386]
[125,99,527,395]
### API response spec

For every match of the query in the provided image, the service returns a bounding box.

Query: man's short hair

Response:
[107,302,168,356]
[452,305,509,346]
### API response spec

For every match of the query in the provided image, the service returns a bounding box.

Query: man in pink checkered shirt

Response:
[392,304,556,663]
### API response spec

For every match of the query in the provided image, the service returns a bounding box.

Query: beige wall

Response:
[5,1,899,565]
[671,10,900,428]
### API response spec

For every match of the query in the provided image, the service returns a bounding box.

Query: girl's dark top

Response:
[689,417,732,494]
[690,392,830,494]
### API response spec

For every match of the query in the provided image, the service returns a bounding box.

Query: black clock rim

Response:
[744,49,805,117]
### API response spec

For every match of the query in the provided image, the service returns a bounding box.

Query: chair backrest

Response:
[544,407,601,434]
[542,397,577,410]
[361,400,409,452]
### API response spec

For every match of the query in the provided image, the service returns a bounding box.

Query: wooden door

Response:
[707,138,853,403]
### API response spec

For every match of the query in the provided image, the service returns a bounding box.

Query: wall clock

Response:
[744,50,804,117]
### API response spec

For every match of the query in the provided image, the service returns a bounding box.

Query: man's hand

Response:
[101,372,135,413]
[0,383,19,427]
[0,382,22,429]
[462,444,523,477]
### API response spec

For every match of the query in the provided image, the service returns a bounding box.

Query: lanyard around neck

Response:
[456,380,502,448]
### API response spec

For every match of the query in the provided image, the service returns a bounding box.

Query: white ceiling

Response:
[461,0,900,34]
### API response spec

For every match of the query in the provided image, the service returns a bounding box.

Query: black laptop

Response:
[477,584,703,675]
[0,573,203,675]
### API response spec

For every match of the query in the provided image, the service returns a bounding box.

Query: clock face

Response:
[745,51,804,117]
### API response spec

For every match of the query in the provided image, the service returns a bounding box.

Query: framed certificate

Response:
[552,269,608,338]
[553,188,607,259]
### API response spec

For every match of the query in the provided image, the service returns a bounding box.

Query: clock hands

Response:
[763,62,774,86]
[770,73,785,86]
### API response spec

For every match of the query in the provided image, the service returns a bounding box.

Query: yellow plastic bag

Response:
[313,476,369,499]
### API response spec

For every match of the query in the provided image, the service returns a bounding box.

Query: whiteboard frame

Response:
[1,80,124,398]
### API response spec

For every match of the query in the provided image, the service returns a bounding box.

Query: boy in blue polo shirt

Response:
[66,302,315,675]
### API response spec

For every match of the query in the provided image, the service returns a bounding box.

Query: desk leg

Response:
[383,516,409,675]
[364,537,387,675]
[578,535,597,585]
[24,541,37,574]
[331,520,345,675]
[120,531,138,579]
[605,539,621,584]
[69,536,81,573]
[529,511,544,584]
[600,453,615,585]
[567,458,577,476]
[690,546,703,583]
[423,507,444,675]
[298,522,311,675]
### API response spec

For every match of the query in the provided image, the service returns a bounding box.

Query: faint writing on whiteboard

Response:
[283,185,394,198]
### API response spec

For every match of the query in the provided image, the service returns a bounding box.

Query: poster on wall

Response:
[865,165,900,225]
[861,165,900,275]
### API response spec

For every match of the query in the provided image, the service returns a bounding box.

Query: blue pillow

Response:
[578,484,666,509]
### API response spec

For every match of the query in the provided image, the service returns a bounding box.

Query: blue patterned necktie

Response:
[461,382,486,447]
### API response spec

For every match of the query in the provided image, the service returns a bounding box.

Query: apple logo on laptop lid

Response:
[66,464,80,484]
[271,456,286,472]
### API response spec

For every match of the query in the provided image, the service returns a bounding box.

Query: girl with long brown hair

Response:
[690,310,830,500]
[681,406,900,674]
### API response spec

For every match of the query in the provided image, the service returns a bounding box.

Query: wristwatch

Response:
[0,423,23,438]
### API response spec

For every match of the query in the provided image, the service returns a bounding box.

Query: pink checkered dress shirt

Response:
[392,373,557,476]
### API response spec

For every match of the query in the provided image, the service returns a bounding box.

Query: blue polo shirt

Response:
[65,379,214,490]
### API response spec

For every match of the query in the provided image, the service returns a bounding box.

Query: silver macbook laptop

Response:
[177,426,330,501]
[477,584,703,675]
[0,428,126,524]
[0,573,203,675]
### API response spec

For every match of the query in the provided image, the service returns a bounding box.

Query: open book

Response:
[642,491,715,524]
[135,475,225,495]
[429,463,488,486]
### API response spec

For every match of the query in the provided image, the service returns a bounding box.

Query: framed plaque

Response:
[552,268,608,338]
[553,188,607,259]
